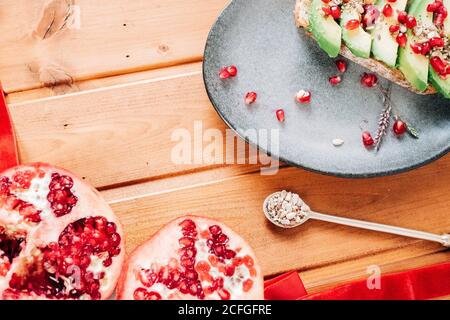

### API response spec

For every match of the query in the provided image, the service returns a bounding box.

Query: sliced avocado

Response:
[371,0,408,67]
[428,0,450,99]
[309,0,342,57]
[398,0,434,92]
[340,4,372,58]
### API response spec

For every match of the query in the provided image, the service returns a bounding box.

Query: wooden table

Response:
[1,0,449,298]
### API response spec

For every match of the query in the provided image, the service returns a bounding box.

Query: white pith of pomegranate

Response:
[0,163,125,300]
[117,216,264,300]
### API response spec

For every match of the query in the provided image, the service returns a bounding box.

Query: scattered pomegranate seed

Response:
[335,59,347,73]
[219,66,238,79]
[219,67,230,79]
[276,109,285,122]
[321,0,331,3]
[382,4,393,17]
[421,42,431,55]
[430,56,448,76]
[389,25,400,33]
[227,66,238,77]
[361,73,378,88]
[410,43,423,54]
[330,6,341,19]
[397,11,407,24]
[429,37,444,47]
[322,6,332,16]
[362,132,375,147]
[396,33,407,47]
[387,0,397,2]
[329,75,342,86]
[393,119,407,136]
[345,19,360,30]
[295,90,312,104]
[244,92,257,105]
[405,15,417,28]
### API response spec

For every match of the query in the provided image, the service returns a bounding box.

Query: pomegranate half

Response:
[0,163,125,300]
[117,216,264,300]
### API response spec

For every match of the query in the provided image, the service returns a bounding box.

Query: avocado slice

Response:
[309,0,342,58]
[429,0,450,98]
[398,0,434,92]
[340,3,372,58]
[371,0,408,67]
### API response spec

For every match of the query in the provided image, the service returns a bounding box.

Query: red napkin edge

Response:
[264,262,450,300]
[0,81,19,171]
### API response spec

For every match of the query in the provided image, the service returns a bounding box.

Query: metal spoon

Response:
[263,191,450,247]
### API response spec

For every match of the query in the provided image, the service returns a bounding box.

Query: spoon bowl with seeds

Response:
[263,191,450,247]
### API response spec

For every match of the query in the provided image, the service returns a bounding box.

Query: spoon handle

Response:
[309,211,449,247]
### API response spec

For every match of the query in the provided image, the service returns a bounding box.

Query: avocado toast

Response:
[295,0,450,98]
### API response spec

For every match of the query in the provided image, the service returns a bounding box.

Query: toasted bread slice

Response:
[294,0,436,95]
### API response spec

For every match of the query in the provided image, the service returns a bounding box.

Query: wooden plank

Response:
[0,0,228,93]
[105,161,450,277]
[8,64,258,188]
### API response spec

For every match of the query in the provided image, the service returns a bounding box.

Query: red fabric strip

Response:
[264,262,450,300]
[0,82,19,171]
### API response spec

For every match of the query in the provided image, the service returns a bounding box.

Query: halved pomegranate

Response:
[0,163,125,300]
[117,216,263,300]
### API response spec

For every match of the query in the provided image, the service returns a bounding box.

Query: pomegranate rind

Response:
[117,216,264,300]
[0,163,125,300]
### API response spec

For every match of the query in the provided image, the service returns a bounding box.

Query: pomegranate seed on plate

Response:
[329,75,342,86]
[295,90,312,103]
[397,11,407,24]
[361,73,378,88]
[345,19,360,30]
[396,33,407,47]
[393,120,407,136]
[276,109,285,122]
[227,66,238,77]
[429,37,444,47]
[244,92,257,105]
[383,4,393,17]
[330,6,341,19]
[219,67,230,79]
[362,132,375,147]
[389,25,400,33]
[405,15,417,28]
[335,59,347,73]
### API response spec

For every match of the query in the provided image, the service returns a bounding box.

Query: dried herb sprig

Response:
[374,85,392,151]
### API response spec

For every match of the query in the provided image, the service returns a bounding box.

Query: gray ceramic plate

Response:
[203,0,450,178]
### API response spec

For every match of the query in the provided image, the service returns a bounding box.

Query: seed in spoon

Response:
[265,191,309,227]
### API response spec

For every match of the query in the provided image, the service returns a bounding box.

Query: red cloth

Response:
[0,82,18,171]
[264,262,450,300]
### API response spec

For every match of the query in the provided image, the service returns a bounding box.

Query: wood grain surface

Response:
[1,0,449,298]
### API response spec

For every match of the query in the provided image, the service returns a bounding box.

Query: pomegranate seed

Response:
[362,132,374,147]
[362,5,380,28]
[224,265,235,276]
[397,11,407,24]
[330,6,341,19]
[295,90,312,103]
[430,56,448,75]
[361,73,378,88]
[209,225,222,236]
[179,219,196,230]
[276,109,285,122]
[421,42,431,55]
[245,92,257,105]
[389,25,400,33]
[410,43,423,54]
[321,0,331,3]
[219,67,230,79]
[405,15,417,28]
[427,2,440,12]
[382,4,393,17]
[147,291,162,300]
[224,249,236,259]
[134,288,149,300]
[387,0,397,2]
[345,19,360,30]
[243,255,254,267]
[329,75,342,86]
[396,33,407,48]
[195,261,210,273]
[227,66,238,77]
[429,37,444,47]
[218,288,231,300]
[393,119,407,136]
[335,59,347,73]
[322,6,332,16]
[243,279,254,292]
